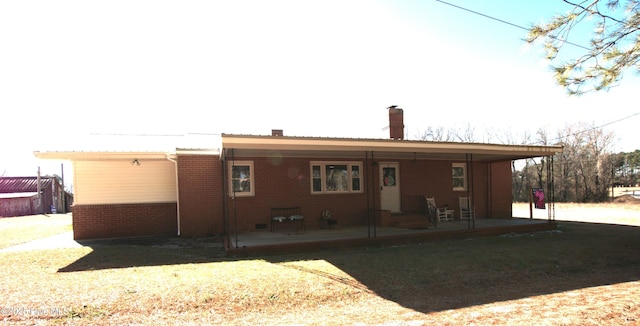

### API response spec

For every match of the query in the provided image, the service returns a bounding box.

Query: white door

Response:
[380,162,400,213]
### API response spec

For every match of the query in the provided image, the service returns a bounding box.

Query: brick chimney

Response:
[272,129,283,136]
[388,106,404,140]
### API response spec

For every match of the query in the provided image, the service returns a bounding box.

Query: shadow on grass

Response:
[263,222,640,313]
[57,222,640,314]
[57,236,227,272]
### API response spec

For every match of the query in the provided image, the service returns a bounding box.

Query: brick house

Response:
[34,112,563,240]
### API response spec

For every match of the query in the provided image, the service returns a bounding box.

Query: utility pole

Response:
[37,167,43,214]
[61,163,66,213]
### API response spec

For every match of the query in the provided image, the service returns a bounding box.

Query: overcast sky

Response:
[2,0,639,178]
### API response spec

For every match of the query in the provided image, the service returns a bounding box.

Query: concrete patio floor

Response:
[225,217,556,255]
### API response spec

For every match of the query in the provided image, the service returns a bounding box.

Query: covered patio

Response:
[224,217,556,255]
[221,134,563,255]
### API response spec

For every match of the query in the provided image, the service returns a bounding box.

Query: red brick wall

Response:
[177,155,224,237]
[222,156,515,232]
[174,154,515,234]
[488,160,513,218]
[398,160,511,219]
[72,203,177,240]
[400,160,457,210]
[470,162,489,217]
[226,157,370,233]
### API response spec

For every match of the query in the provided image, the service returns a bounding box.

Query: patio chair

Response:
[459,196,475,220]
[425,197,454,222]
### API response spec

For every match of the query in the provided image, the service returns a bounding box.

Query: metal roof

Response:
[35,151,176,161]
[220,134,564,162]
[34,133,221,160]
[0,192,38,199]
[34,133,563,163]
[0,177,54,193]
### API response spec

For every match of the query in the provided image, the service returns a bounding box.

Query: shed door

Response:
[380,162,400,213]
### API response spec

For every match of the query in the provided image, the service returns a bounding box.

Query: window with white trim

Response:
[452,163,467,191]
[311,162,362,193]
[229,161,254,197]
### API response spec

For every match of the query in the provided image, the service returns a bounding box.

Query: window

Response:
[311,162,362,194]
[229,161,254,197]
[452,163,466,191]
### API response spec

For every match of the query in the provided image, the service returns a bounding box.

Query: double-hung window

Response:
[229,161,254,197]
[452,163,467,191]
[311,162,362,194]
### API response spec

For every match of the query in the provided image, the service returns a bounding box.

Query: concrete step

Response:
[390,213,432,229]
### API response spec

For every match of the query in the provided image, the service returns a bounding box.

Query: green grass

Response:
[0,214,72,249]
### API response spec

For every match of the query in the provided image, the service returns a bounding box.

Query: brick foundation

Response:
[177,155,224,237]
[72,203,177,240]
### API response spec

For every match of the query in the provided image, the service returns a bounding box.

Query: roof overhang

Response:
[220,134,564,162]
[33,151,172,161]
[33,135,564,163]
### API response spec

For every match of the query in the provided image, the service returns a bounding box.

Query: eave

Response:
[220,134,563,162]
[33,151,172,161]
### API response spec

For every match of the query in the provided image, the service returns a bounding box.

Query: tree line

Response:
[512,123,639,202]
[418,121,638,203]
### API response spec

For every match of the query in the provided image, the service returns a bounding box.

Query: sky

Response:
[2,0,639,180]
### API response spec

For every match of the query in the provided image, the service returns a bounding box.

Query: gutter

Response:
[166,154,181,236]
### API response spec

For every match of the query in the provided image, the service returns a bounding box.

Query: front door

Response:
[380,162,400,213]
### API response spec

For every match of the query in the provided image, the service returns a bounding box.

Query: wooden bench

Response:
[271,207,305,232]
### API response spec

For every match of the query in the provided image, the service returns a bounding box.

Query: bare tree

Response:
[553,122,616,201]
[510,123,617,202]
[418,126,454,142]
[416,123,478,143]
[553,125,580,201]
[453,122,477,143]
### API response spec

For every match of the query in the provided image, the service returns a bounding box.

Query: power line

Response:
[596,111,640,129]
[550,111,640,143]
[435,0,529,32]
[435,0,591,51]
[434,1,638,145]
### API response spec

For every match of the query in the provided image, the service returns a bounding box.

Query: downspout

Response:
[167,154,181,236]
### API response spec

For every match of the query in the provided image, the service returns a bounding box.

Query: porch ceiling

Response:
[221,134,564,162]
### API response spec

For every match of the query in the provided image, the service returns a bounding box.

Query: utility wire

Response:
[435,0,529,32]
[550,111,640,143]
[436,0,640,148]
[435,0,591,51]
[593,111,640,129]
[435,1,638,144]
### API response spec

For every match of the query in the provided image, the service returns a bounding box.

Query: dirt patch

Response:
[614,195,640,204]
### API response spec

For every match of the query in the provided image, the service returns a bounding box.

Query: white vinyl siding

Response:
[73,160,177,205]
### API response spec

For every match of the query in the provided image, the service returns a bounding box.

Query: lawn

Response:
[1,207,639,325]
[513,198,640,226]
[0,214,72,249]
